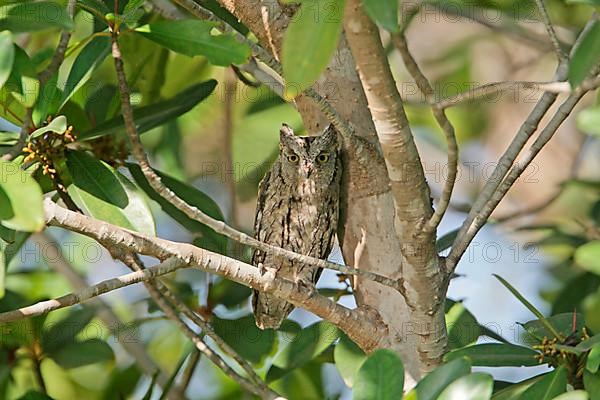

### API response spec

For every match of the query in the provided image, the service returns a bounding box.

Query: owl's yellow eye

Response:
[287,154,299,163]
[317,153,330,163]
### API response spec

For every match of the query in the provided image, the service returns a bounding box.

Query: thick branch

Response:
[43,199,387,352]
[393,33,458,233]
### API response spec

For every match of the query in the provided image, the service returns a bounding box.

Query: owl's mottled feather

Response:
[252,124,342,330]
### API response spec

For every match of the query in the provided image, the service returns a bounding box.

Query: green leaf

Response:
[583,369,600,400]
[135,20,251,66]
[0,31,14,89]
[207,278,251,308]
[587,345,600,373]
[77,0,110,16]
[16,391,55,400]
[212,316,276,364]
[282,0,345,98]
[101,364,142,400]
[48,338,114,369]
[569,20,600,88]
[444,343,540,367]
[437,228,459,252]
[60,36,111,108]
[268,321,340,382]
[32,72,59,126]
[353,349,404,400]
[566,0,600,5]
[553,391,590,400]
[362,0,398,32]
[127,163,226,251]
[575,241,600,275]
[437,372,493,400]
[494,274,562,339]
[0,160,44,231]
[491,374,546,400]
[78,80,217,140]
[41,306,96,353]
[66,151,155,235]
[521,313,584,344]
[0,2,73,32]
[30,115,68,138]
[576,106,600,137]
[520,366,567,400]
[405,357,471,400]
[446,301,480,349]
[334,333,366,387]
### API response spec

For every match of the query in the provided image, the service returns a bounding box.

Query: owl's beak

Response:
[301,163,314,178]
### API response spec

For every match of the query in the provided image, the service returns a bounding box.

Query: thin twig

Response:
[393,33,458,234]
[448,15,599,271]
[223,68,238,227]
[179,350,201,392]
[0,257,183,322]
[533,0,567,61]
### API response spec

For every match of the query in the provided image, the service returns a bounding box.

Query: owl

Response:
[252,123,342,330]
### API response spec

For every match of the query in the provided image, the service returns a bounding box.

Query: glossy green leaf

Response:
[0,160,44,231]
[0,31,14,89]
[41,306,96,353]
[362,0,398,32]
[566,0,600,5]
[583,370,600,400]
[437,228,459,252]
[444,343,540,367]
[30,115,67,138]
[575,241,600,275]
[334,333,366,387]
[0,2,73,32]
[207,278,251,308]
[268,321,340,382]
[553,391,590,400]
[79,80,217,140]
[0,227,29,298]
[521,313,584,344]
[282,0,345,98]
[405,357,471,400]
[587,345,600,373]
[77,0,110,16]
[212,316,276,364]
[66,151,155,235]
[135,20,251,66]
[48,338,114,369]
[60,36,111,108]
[353,349,404,400]
[32,72,59,126]
[576,106,600,137]
[437,372,493,400]
[446,301,480,349]
[520,366,567,400]
[490,374,545,400]
[16,391,54,400]
[569,20,600,87]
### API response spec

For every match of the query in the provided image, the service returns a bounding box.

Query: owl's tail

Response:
[252,290,294,330]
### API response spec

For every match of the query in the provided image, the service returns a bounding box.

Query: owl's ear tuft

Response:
[280,123,295,139]
[323,124,338,140]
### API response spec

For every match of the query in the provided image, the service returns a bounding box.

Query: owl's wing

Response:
[251,169,272,267]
